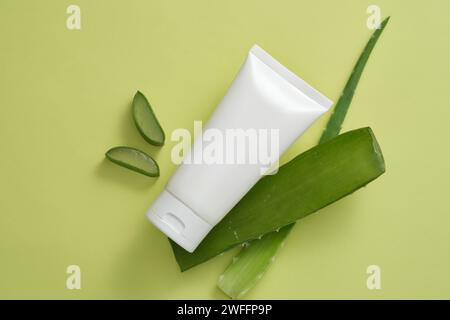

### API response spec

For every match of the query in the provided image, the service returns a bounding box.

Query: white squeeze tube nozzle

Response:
[147,44,333,252]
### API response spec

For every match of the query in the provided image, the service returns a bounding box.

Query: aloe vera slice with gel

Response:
[133,91,165,146]
[105,146,159,177]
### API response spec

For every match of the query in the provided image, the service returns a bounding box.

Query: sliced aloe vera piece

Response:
[105,146,159,177]
[218,17,390,299]
[218,224,294,299]
[133,91,165,146]
[171,127,385,271]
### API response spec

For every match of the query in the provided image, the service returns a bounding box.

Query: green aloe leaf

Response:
[133,91,165,146]
[217,224,294,299]
[105,146,159,177]
[218,17,390,299]
[171,127,385,271]
[320,17,390,144]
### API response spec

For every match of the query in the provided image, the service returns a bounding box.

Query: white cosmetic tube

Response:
[147,45,333,252]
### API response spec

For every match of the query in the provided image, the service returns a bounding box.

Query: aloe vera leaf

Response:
[105,146,160,177]
[133,91,165,146]
[320,17,390,144]
[217,224,294,299]
[218,17,390,299]
[171,127,385,271]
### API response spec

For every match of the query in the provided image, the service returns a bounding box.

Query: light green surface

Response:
[0,0,449,299]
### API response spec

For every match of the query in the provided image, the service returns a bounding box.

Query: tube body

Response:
[147,45,333,252]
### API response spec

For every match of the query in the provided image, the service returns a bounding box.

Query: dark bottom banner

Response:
[0,300,442,318]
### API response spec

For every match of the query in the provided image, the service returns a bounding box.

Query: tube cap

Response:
[146,190,213,253]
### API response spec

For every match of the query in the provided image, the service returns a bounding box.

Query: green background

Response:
[0,0,449,299]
